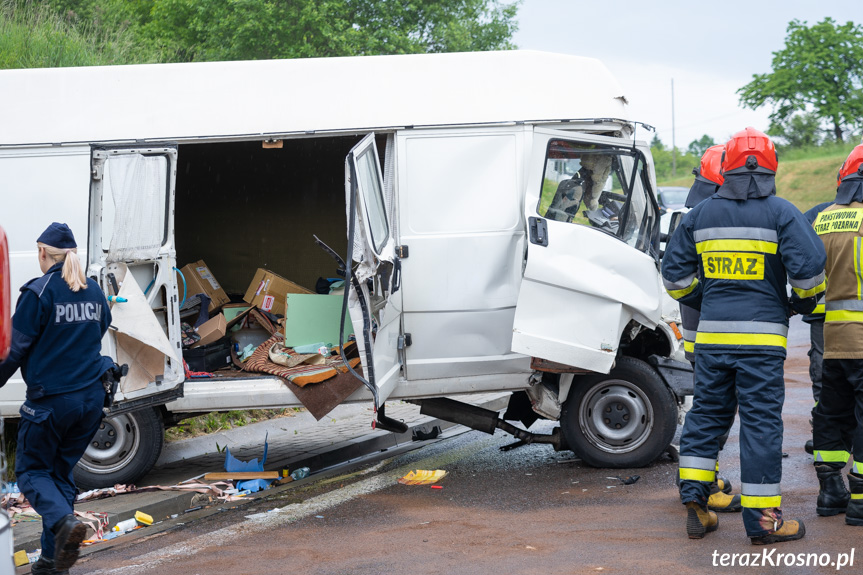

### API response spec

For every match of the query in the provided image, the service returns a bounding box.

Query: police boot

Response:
[816,464,850,516]
[846,472,863,526]
[30,557,69,575]
[685,501,718,539]
[750,510,805,545]
[52,514,87,571]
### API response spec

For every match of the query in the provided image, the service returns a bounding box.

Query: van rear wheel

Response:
[561,356,677,468]
[74,407,164,490]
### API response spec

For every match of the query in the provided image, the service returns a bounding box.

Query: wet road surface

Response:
[74,317,859,575]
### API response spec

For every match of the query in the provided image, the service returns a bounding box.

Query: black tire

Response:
[73,407,165,490]
[561,356,677,468]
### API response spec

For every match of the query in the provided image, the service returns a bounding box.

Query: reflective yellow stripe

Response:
[814,450,851,463]
[812,304,825,314]
[695,332,787,348]
[792,280,826,298]
[825,310,863,323]
[679,468,716,482]
[667,278,699,300]
[856,237,863,300]
[852,493,863,500]
[740,495,782,508]
[696,239,778,254]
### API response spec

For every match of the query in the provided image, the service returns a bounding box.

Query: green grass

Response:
[165,408,302,442]
[0,0,150,69]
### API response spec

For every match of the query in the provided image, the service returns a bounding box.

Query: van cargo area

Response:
[172,135,387,379]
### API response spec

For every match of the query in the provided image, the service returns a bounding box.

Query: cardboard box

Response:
[243,269,312,317]
[283,294,354,347]
[192,313,226,348]
[177,260,230,313]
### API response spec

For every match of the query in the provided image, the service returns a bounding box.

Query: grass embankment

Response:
[658,142,859,212]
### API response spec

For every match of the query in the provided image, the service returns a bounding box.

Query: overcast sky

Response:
[513,1,860,149]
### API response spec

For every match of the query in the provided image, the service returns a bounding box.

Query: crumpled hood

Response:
[834,177,863,205]
[685,173,720,208]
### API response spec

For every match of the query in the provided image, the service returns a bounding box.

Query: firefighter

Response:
[0,223,113,574]
[662,127,826,543]
[811,144,863,525]
[677,144,741,513]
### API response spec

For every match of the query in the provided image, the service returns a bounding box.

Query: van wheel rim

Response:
[79,414,140,475]
[578,379,654,454]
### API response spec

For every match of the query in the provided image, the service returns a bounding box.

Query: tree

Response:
[650,134,665,151]
[41,0,521,63]
[738,18,863,142]
[686,134,715,157]
[767,112,823,148]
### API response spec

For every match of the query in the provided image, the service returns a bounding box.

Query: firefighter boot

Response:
[708,487,742,512]
[750,509,805,545]
[846,473,863,526]
[816,464,850,516]
[685,501,718,539]
[716,476,733,495]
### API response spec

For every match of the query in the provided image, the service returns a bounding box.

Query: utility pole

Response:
[671,78,676,178]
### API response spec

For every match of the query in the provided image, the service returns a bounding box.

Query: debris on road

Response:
[398,470,447,485]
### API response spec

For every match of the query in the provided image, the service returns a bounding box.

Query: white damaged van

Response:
[0,50,690,488]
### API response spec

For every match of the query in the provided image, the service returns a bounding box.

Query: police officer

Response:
[662,128,826,544]
[677,144,741,514]
[811,144,863,525]
[0,223,113,574]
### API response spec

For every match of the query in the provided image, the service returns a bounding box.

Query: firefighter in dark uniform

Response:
[0,223,113,574]
[662,128,826,543]
[811,144,863,525]
[677,144,741,514]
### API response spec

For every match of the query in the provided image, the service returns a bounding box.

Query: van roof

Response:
[0,50,629,147]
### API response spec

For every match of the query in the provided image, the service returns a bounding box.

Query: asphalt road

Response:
[73,317,860,575]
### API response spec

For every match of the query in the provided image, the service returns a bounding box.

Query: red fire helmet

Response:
[722,127,778,175]
[700,144,725,186]
[837,144,863,187]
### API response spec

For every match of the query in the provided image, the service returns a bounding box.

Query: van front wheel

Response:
[561,356,677,468]
[74,407,164,490]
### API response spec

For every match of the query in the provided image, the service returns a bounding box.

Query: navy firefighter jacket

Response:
[0,262,112,397]
[661,189,826,358]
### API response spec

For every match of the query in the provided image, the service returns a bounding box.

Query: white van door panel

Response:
[512,129,662,374]
[345,134,402,407]
[88,146,184,404]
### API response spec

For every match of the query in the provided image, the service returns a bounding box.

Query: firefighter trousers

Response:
[679,352,785,537]
[813,358,863,474]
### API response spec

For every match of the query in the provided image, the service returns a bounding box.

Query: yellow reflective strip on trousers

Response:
[679,468,715,482]
[740,495,781,508]
[793,280,826,299]
[852,493,863,500]
[825,310,863,323]
[695,332,787,348]
[814,450,851,463]
[683,340,694,353]
[695,239,778,254]
[813,304,825,314]
[667,278,699,300]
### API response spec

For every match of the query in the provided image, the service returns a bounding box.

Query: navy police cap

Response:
[37,222,77,249]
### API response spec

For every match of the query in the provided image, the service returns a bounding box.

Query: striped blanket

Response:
[242,336,361,387]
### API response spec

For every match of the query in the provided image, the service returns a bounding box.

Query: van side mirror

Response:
[667,211,683,242]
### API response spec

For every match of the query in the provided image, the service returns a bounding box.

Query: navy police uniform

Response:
[0,237,112,562]
[662,172,826,537]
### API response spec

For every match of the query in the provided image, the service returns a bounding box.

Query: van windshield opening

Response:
[538,140,658,255]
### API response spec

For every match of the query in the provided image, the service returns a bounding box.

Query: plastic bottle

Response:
[290,467,310,480]
[112,518,138,532]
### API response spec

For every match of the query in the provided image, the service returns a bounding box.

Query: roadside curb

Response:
[12,394,509,556]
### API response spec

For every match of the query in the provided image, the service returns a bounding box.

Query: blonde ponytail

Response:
[38,243,87,292]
